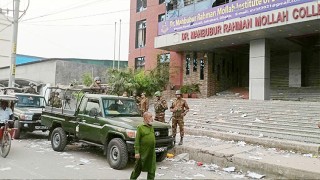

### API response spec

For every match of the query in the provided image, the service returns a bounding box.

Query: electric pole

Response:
[113,22,116,70]
[118,19,121,70]
[8,0,20,88]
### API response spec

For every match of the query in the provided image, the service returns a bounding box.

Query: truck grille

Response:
[32,114,41,120]
[154,128,168,139]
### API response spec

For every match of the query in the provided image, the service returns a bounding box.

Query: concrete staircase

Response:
[270,87,320,102]
[181,98,320,145]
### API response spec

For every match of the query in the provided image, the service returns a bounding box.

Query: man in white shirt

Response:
[0,101,13,123]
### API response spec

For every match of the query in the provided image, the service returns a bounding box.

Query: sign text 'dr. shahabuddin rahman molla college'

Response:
[180,2,320,41]
[158,0,316,36]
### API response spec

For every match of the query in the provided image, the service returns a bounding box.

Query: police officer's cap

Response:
[154,91,161,97]
[175,90,182,95]
[94,77,101,82]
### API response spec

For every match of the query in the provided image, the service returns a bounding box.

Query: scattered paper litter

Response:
[193,173,205,177]
[246,171,265,179]
[258,133,264,138]
[60,152,72,156]
[303,154,313,158]
[185,160,196,165]
[203,164,219,171]
[223,167,235,172]
[156,173,165,177]
[233,174,245,179]
[237,141,246,146]
[241,114,247,118]
[0,167,11,171]
[174,153,189,162]
[255,118,263,122]
[249,156,262,160]
[79,158,90,164]
[193,112,197,115]
[158,166,169,170]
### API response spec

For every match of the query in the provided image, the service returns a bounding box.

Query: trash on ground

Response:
[203,163,219,171]
[158,166,169,170]
[174,153,189,162]
[223,167,235,172]
[249,156,262,160]
[246,171,265,179]
[193,112,197,115]
[167,153,174,158]
[185,160,196,165]
[156,173,165,177]
[233,174,245,178]
[0,167,11,171]
[241,114,247,118]
[193,173,205,177]
[303,154,313,158]
[255,118,264,123]
[237,141,246,146]
[197,162,203,166]
[258,133,264,138]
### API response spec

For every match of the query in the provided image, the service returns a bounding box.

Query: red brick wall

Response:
[129,1,183,88]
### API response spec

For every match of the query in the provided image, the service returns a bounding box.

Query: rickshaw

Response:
[0,88,18,158]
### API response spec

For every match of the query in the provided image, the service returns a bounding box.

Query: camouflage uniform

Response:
[90,83,104,94]
[154,97,168,123]
[140,96,149,116]
[52,96,62,108]
[25,87,36,94]
[170,96,189,144]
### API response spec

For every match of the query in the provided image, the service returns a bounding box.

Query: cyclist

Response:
[0,100,13,126]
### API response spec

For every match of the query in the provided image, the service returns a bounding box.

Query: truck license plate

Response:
[35,126,48,130]
[155,147,167,153]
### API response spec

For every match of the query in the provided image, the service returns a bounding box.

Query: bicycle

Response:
[0,119,13,158]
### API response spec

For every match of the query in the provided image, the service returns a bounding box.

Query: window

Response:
[159,0,165,4]
[200,59,204,80]
[103,98,140,116]
[186,54,190,75]
[160,53,170,63]
[135,57,145,69]
[136,20,146,48]
[193,52,197,72]
[158,13,165,22]
[84,99,101,117]
[137,0,147,12]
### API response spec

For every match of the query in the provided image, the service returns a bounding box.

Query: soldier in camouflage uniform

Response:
[25,83,37,94]
[140,93,149,116]
[170,90,189,145]
[154,91,168,123]
[52,92,62,108]
[90,76,105,94]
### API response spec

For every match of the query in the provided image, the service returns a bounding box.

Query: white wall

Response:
[0,60,56,85]
[0,14,12,67]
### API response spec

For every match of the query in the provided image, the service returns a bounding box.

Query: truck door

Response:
[77,98,103,143]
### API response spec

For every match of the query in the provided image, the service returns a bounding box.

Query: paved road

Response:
[0,132,245,179]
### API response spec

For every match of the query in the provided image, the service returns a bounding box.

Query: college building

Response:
[129,0,320,100]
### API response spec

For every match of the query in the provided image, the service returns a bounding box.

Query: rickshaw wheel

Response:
[0,132,11,158]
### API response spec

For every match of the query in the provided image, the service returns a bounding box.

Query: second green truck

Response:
[41,93,174,170]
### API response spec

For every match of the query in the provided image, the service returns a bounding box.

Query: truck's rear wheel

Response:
[156,151,167,162]
[51,127,67,152]
[107,138,128,170]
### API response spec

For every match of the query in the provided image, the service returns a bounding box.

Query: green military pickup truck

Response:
[41,93,174,170]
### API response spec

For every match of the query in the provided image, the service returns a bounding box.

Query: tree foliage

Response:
[82,72,93,87]
[107,55,170,96]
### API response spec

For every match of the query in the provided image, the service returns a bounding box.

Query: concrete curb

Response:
[186,128,320,155]
[174,145,320,179]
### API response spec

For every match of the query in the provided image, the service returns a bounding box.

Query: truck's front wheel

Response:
[51,127,67,152]
[107,138,128,170]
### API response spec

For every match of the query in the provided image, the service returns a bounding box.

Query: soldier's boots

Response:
[178,137,183,145]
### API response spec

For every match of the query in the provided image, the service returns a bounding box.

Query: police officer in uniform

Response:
[154,91,168,123]
[170,90,189,145]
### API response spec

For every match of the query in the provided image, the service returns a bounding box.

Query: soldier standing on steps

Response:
[170,90,189,145]
[154,91,168,123]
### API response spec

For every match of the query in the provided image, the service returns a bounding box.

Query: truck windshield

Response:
[16,95,46,108]
[102,98,141,117]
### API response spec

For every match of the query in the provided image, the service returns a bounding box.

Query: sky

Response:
[0,0,130,60]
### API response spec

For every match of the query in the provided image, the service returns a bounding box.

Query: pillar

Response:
[249,39,270,100]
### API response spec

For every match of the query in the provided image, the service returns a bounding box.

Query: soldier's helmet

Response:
[29,82,35,87]
[94,76,101,82]
[175,90,182,95]
[154,91,161,97]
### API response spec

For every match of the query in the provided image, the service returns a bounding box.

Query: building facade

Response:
[0,13,12,67]
[129,0,320,100]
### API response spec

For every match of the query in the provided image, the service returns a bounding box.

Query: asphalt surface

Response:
[0,132,248,179]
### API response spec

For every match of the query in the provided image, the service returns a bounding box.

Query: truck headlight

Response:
[168,128,172,136]
[126,129,136,138]
[20,114,33,120]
